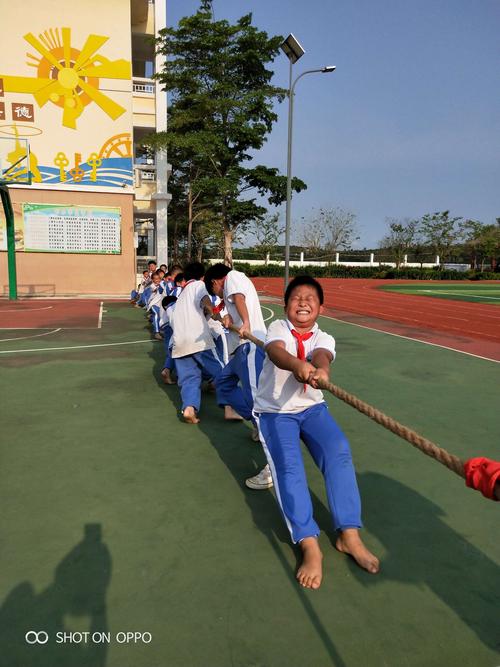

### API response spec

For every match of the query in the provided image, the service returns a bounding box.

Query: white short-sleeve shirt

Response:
[171,280,215,358]
[223,270,267,353]
[253,319,336,414]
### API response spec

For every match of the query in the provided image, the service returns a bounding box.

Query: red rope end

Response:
[464,457,500,501]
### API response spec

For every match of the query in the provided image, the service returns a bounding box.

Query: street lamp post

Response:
[280,34,335,288]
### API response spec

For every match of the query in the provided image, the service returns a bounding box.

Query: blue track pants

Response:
[217,343,265,421]
[255,402,362,543]
[175,349,224,412]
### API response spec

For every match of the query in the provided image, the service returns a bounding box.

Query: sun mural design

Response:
[1,28,131,129]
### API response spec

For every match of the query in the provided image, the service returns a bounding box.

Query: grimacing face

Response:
[285,284,323,330]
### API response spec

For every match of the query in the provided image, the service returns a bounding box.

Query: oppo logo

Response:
[25,631,49,645]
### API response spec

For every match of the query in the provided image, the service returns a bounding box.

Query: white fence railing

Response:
[208,253,447,269]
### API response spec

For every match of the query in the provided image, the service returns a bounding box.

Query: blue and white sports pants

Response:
[162,325,174,371]
[175,349,224,412]
[151,305,161,334]
[217,342,265,421]
[255,402,362,543]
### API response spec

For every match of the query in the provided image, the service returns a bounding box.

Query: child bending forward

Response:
[253,276,379,589]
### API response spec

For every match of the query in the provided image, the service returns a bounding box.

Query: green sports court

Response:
[0,299,499,667]
[380,282,500,304]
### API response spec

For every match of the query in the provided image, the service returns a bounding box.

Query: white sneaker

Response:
[245,464,273,490]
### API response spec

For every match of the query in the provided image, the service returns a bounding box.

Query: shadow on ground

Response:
[148,341,500,659]
[0,524,111,667]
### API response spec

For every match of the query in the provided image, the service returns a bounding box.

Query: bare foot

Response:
[183,406,200,424]
[224,405,244,421]
[161,368,176,385]
[335,528,379,574]
[297,537,323,589]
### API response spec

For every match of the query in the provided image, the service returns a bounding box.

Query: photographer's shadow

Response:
[0,523,111,667]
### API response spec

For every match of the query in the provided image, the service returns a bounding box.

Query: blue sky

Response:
[166,0,500,248]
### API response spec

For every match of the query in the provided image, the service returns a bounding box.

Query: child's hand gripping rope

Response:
[229,324,500,502]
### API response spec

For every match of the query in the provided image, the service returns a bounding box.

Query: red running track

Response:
[253,278,500,362]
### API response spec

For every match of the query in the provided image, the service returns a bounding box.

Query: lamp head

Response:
[322,65,336,73]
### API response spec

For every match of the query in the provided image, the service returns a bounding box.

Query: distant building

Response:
[0,0,170,296]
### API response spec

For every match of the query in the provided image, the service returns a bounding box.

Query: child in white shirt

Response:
[253,275,379,589]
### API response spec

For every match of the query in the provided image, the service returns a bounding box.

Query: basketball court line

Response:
[0,339,159,355]
[0,328,61,343]
[0,306,274,355]
[0,305,54,312]
[0,303,496,363]
[261,305,274,322]
[98,301,104,329]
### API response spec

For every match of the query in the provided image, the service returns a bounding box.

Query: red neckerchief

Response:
[291,329,314,391]
[213,299,225,315]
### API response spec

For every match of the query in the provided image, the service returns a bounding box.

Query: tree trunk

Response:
[187,183,193,261]
[222,199,233,266]
[172,218,179,263]
[223,226,233,266]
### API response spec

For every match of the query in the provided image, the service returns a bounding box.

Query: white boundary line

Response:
[0,339,158,355]
[0,328,61,343]
[261,305,275,322]
[263,302,499,364]
[98,301,104,329]
[319,313,499,364]
[0,305,54,313]
[418,289,500,301]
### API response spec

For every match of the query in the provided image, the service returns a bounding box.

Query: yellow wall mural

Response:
[0,1,133,190]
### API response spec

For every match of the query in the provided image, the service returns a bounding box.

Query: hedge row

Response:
[232,263,499,281]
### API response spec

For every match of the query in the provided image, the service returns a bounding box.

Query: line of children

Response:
[204,263,273,490]
[134,263,379,588]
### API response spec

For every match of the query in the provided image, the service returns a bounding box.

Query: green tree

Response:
[380,217,420,268]
[248,213,284,264]
[477,222,500,270]
[419,211,462,264]
[151,2,306,265]
[313,207,359,261]
[458,219,486,269]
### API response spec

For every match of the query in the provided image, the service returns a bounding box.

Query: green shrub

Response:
[231,262,500,281]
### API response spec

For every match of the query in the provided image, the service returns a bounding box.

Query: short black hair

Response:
[162,295,177,309]
[175,273,184,284]
[184,262,205,281]
[169,264,183,273]
[147,260,157,267]
[284,275,324,305]
[203,263,231,295]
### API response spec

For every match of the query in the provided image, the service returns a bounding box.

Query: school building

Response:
[0,0,170,297]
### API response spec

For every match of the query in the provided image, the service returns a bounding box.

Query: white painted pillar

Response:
[300,251,304,265]
[370,252,375,266]
[403,254,408,265]
[435,255,440,265]
[335,252,339,264]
